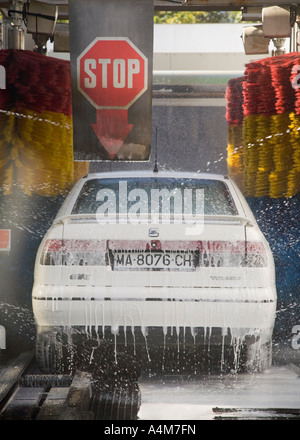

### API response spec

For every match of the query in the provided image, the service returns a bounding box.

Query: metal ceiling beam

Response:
[1,0,300,11]
[0,0,299,23]
[185,0,298,5]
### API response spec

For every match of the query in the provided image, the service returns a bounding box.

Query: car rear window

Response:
[71,177,238,217]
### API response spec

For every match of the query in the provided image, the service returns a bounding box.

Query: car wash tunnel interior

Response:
[0,8,300,366]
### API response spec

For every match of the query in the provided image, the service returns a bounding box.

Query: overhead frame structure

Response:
[1,0,300,16]
[156,0,300,11]
[0,0,299,54]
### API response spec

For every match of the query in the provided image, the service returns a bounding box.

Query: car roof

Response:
[81,170,229,181]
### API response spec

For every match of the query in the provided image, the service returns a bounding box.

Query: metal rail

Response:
[0,353,140,420]
[213,407,300,420]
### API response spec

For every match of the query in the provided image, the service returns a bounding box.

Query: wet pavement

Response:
[138,365,300,420]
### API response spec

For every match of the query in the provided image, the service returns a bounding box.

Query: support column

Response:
[7,0,25,50]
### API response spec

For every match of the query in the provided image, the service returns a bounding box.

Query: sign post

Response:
[77,37,148,159]
[69,0,154,161]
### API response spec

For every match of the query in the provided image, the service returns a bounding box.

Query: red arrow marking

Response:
[91,109,133,159]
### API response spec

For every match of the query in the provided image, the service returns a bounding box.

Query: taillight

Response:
[198,241,267,268]
[40,239,106,266]
[243,242,268,267]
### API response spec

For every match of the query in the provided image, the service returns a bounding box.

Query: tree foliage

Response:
[154,11,242,24]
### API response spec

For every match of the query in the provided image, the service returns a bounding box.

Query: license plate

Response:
[111,251,197,271]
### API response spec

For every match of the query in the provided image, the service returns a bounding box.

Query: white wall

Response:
[154,23,248,53]
[49,23,291,72]
[153,23,290,72]
[153,52,264,72]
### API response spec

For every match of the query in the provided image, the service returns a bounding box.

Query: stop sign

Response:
[77,37,148,110]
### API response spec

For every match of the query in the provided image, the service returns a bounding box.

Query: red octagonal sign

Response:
[77,37,148,110]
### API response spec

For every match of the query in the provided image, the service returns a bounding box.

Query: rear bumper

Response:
[32,285,277,339]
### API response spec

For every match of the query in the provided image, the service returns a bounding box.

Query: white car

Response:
[32,171,277,374]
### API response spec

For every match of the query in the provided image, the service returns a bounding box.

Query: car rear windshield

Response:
[71,177,238,217]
